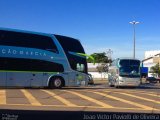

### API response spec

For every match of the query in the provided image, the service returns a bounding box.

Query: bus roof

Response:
[116,57,140,61]
[54,34,80,42]
[0,27,51,37]
[0,28,79,43]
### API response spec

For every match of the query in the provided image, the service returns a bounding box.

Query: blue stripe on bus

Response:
[0,45,59,62]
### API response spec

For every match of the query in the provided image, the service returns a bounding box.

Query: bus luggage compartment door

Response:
[7,72,30,87]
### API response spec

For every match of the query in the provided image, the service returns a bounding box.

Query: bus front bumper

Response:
[118,82,140,87]
[117,77,140,87]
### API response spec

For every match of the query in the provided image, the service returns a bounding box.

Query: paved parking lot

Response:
[0,84,160,114]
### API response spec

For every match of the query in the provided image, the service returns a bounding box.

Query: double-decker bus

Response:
[0,28,89,88]
[108,58,141,88]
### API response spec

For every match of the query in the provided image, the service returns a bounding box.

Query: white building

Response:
[145,50,160,59]
[142,50,160,77]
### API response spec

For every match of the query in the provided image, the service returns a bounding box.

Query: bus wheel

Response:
[115,85,119,88]
[49,77,64,89]
[115,83,119,88]
[109,82,114,87]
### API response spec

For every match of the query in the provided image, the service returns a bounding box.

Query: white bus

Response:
[0,28,89,88]
[108,58,141,88]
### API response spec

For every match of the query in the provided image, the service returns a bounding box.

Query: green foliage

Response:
[96,63,109,73]
[87,52,111,63]
[77,53,95,64]
[150,63,160,76]
[87,52,111,73]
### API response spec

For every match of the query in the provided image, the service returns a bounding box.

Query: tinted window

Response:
[68,54,86,72]
[55,35,85,53]
[0,57,64,72]
[119,59,140,77]
[119,66,140,77]
[130,60,140,66]
[0,30,58,53]
[55,35,87,73]
[119,60,140,66]
[119,60,130,66]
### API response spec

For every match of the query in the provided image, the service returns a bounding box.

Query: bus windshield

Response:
[54,35,87,73]
[119,66,140,77]
[119,60,140,66]
[119,59,140,77]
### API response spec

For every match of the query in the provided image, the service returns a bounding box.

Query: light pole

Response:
[129,21,139,59]
[106,49,113,66]
[106,49,113,60]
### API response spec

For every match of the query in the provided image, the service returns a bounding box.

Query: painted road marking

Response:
[88,89,160,98]
[94,91,154,110]
[21,90,41,106]
[0,90,6,104]
[41,90,77,107]
[63,90,113,108]
[118,92,160,104]
[118,90,158,94]
[116,91,160,98]
[1,89,160,112]
[66,89,158,95]
[70,89,160,99]
[101,90,160,98]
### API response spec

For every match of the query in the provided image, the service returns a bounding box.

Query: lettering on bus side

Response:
[1,47,47,57]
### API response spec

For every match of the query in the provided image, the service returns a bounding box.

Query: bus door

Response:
[75,72,87,85]
[0,72,6,87]
[74,63,87,86]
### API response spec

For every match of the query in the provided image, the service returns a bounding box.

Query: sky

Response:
[0,0,160,60]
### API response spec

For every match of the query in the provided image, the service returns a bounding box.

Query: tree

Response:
[87,52,112,72]
[87,52,111,63]
[87,52,111,80]
[96,63,109,73]
[150,63,160,77]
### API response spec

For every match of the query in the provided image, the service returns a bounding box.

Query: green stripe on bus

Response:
[77,53,95,64]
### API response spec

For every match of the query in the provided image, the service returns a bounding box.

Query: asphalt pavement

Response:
[0,81,160,120]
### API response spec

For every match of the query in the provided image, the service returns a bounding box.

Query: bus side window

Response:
[81,64,85,72]
[0,30,59,53]
[76,63,85,72]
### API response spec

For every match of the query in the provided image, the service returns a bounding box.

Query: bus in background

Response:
[108,58,141,88]
[0,28,89,88]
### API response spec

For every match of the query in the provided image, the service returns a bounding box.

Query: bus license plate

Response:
[127,83,133,85]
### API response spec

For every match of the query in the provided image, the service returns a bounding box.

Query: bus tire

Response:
[115,85,119,88]
[115,82,119,88]
[108,82,114,87]
[49,77,64,89]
